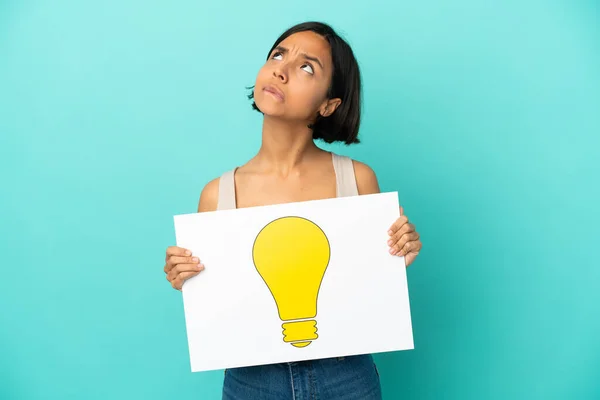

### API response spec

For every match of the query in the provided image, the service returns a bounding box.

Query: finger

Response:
[389,223,415,244]
[396,231,420,253]
[169,267,204,289]
[166,246,192,261]
[168,256,200,267]
[388,216,409,234]
[400,206,404,216]
[399,237,422,257]
[172,270,203,290]
[389,232,419,255]
[390,234,416,256]
[167,263,203,282]
[167,263,204,281]
[165,256,200,274]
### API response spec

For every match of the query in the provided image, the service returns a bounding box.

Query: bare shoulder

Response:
[351,159,381,195]
[197,177,220,212]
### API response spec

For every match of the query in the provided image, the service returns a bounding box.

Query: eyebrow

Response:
[273,46,324,69]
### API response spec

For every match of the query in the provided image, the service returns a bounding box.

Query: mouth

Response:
[263,85,285,101]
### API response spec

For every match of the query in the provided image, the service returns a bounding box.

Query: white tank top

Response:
[216,152,359,210]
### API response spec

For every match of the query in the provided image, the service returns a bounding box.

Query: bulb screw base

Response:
[282,319,318,347]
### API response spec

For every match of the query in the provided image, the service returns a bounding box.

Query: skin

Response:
[164,31,422,291]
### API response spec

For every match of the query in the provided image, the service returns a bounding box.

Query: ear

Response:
[319,98,342,118]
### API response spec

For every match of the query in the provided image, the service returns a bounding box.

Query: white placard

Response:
[174,192,414,372]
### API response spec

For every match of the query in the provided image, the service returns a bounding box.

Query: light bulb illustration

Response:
[252,216,330,348]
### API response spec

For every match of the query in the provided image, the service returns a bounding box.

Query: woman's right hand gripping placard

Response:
[164,246,205,291]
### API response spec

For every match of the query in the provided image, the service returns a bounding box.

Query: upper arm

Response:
[353,160,381,195]
[197,177,220,212]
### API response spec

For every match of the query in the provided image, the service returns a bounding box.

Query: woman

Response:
[163,21,422,399]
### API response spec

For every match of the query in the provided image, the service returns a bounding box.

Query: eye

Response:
[301,63,314,74]
[272,51,283,60]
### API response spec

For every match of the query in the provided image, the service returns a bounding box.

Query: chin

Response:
[254,93,284,117]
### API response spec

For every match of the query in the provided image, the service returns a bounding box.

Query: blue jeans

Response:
[222,354,382,399]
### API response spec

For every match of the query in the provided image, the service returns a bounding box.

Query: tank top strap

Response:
[332,153,359,197]
[216,168,237,210]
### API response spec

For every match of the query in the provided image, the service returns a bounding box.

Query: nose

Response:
[272,64,288,83]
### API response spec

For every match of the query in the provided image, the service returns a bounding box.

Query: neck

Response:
[255,116,322,175]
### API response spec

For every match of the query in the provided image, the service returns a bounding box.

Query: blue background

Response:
[1,1,598,399]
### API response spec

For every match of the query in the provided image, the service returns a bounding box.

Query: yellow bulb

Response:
[252,216,330,347]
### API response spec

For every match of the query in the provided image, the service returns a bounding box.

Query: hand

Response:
[387,207,422,267]
[164,246,205,291]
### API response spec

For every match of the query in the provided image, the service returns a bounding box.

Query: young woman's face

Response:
[253,31,340,122]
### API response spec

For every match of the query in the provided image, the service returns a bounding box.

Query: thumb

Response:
[400,206,404,216]
[405,252,415,267]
